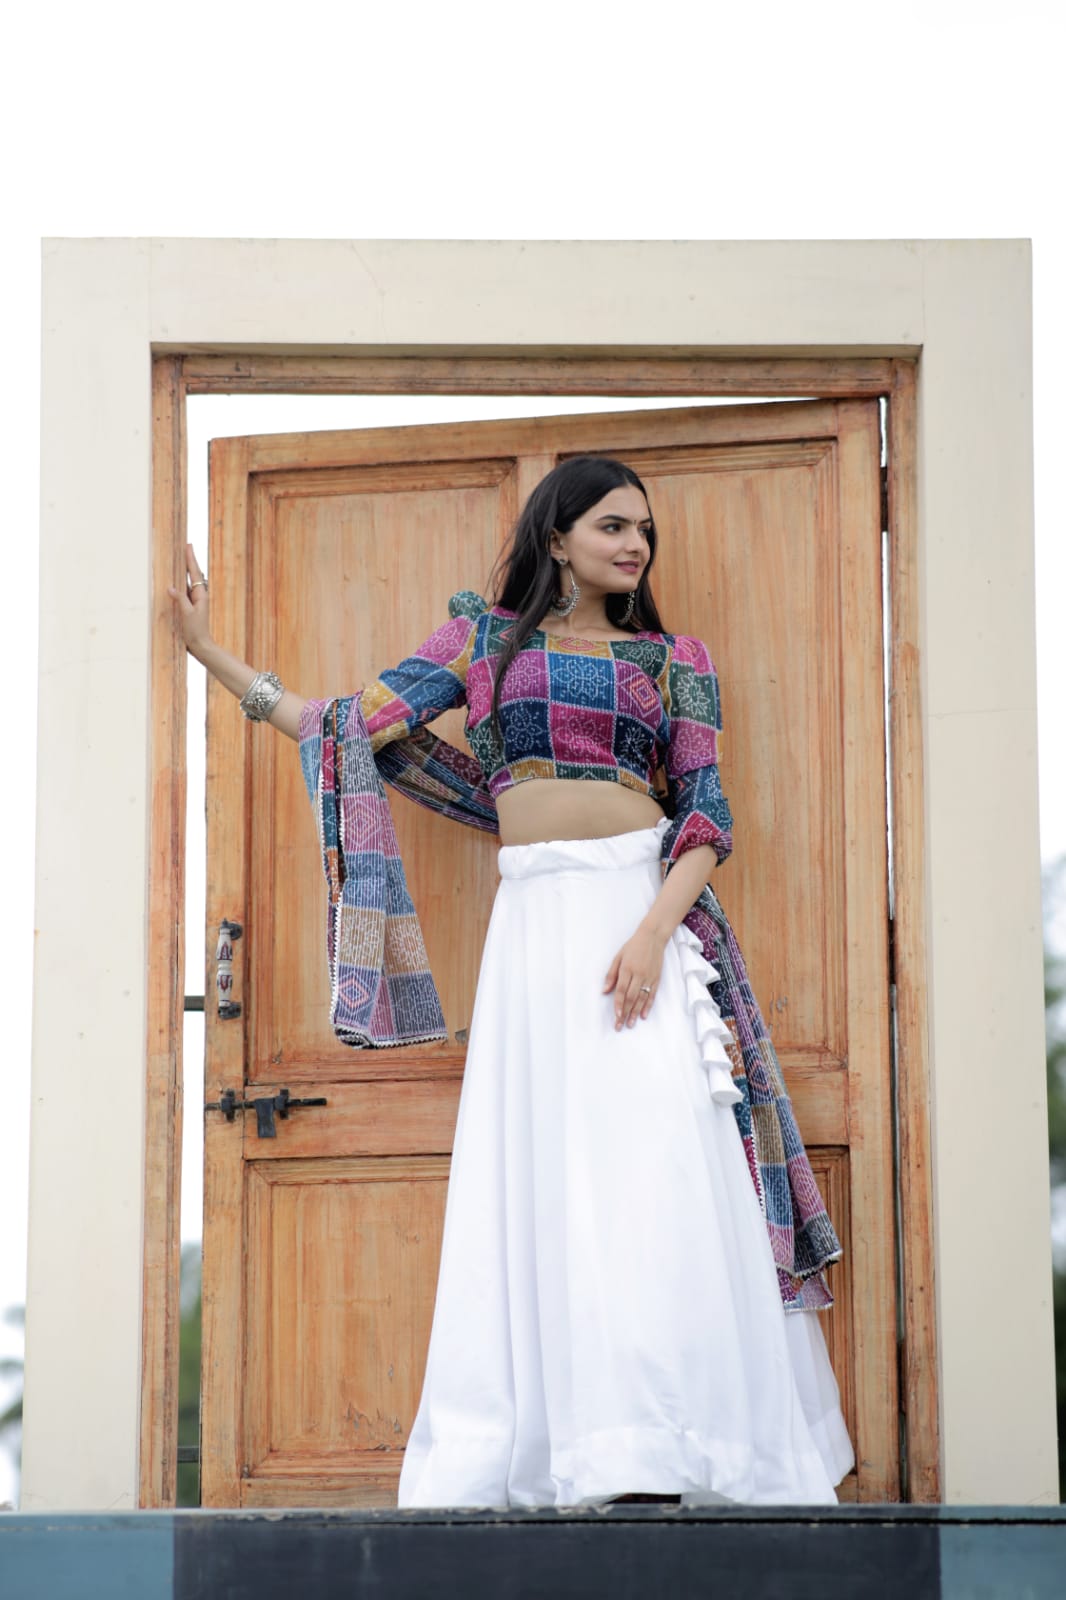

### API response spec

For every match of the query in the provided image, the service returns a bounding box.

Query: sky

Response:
[0,0,1063,1506]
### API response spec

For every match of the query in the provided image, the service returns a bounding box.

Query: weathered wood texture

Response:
[180,355,899,398]
[139,356,188,1507]
[200,440,253,1508]
[886,362,939,1502]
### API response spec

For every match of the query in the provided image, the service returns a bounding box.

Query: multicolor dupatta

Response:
[298,693,841,1312]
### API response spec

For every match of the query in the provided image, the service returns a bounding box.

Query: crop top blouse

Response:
[354,590,734,871]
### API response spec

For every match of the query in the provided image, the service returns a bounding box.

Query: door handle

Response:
[203,1086,328,1138]
[215,917,243,1019]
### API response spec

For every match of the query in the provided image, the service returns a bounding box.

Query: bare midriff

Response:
[495,777,666,847]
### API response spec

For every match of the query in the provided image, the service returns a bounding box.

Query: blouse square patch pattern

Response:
[358,589,735,872]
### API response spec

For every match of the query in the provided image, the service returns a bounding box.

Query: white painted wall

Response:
[24,238,1056,1508]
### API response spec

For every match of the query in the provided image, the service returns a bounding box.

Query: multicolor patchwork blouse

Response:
[356,590,734,872]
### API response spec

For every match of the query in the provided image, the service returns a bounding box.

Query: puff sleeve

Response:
[660,635,734,870]
[355,590,486,753]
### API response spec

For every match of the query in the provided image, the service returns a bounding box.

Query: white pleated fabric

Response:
[396,818,855,1509]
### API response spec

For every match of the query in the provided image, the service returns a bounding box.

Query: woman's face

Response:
[549,485,652,599]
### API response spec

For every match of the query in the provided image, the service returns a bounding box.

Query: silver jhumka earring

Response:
[618,588,637,626]
[549,558,580,617]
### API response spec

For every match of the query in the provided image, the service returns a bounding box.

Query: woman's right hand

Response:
[168,542,214,661]
[166,542,307,741]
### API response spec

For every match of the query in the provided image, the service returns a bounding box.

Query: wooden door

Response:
[200,399,898,1506]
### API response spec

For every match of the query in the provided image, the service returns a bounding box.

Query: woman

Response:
[171,453,855,1509]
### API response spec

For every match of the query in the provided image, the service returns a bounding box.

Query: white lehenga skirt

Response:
[396,818,855,1509]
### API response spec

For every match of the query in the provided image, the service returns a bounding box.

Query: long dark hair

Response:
[482,454,668,747]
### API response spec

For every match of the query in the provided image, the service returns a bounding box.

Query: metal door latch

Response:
[203,1086,328,1139]
[215,918,243,1019]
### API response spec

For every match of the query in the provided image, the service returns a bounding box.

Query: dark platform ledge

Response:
[1,1504,1063,1600]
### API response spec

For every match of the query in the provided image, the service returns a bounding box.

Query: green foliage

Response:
[1046,933,1066,1190]
[1045,856,1066,1502]
[1051,1265,1066,1502]
[177,1243,203,1508]
[0,1305,24,1438]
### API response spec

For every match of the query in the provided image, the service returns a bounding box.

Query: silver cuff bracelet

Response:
[239,669,285,722]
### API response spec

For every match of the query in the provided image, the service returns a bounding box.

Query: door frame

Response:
[143,354,931,1506]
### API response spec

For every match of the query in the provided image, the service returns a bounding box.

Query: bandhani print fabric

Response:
[297,590,841,1312]
[356,591,735,872]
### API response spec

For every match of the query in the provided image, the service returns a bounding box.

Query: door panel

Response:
[251,461,510,1072]
[201,400,895,1505]
[243,1157,448,1490]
